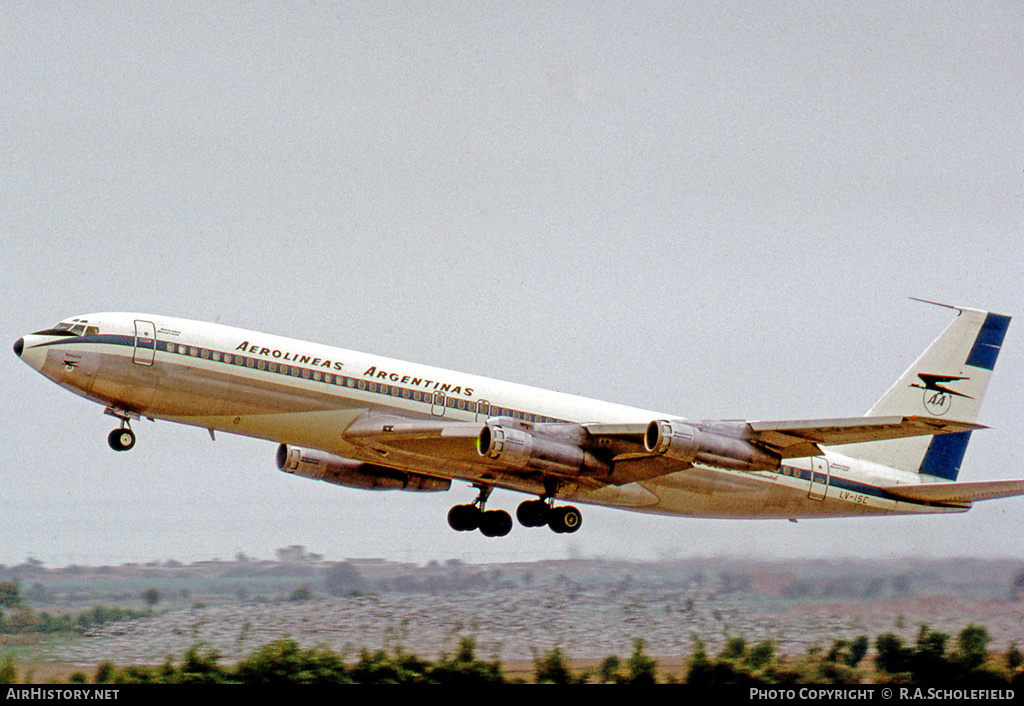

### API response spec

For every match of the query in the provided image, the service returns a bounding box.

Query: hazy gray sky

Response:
[2,2,1022,567]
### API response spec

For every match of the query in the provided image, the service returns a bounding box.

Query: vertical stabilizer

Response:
[838,304,1010,479]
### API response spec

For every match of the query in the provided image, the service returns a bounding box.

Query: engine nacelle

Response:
[276,444,450,492]
[477,420,607,476]
[644,420,779,472]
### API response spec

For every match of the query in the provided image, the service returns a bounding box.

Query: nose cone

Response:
[14,334,47,372]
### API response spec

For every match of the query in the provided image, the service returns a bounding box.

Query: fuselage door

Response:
[475,399,491,422]
[133,320,157,366]
[808,456,830,501]
[431,391,446,417]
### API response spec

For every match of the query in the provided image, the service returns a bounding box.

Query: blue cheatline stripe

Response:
[965,313,1011,371]
[776,465,966,508]
[917,431,972,481]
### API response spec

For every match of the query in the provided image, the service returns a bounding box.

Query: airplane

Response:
[13,301,1024,538]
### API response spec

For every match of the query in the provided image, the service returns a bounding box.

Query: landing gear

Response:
[548,505,583,534]
[104,408,138,452]
[446,486,583,537]
[516,499,550,527]
[447,485,512,537]
[107,427,136,452]
[516,498,582,534]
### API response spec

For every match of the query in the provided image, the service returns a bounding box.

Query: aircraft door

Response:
[475,399,491,422]
[431,391,446,417]
[133,320,157,366]
[808,457,830,501]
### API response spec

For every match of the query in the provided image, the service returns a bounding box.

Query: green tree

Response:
[142,588,161,608]
[174,645,227,684]
[912,625,951,683]
[597,655,622,683]
[534,647,577,684]
[956,624,990,671]
[625,638,658,684]
[874,632,912,676]
[429,636,504,684]
[288,586,313,602]
[1006,643,1023,672]
[0,583,20,613]
[234,639,349,684]
[0,655,17,684]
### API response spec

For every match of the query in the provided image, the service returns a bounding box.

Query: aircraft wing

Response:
[341,412,984,489]
[743,415,984,458]
[583,415,985,485]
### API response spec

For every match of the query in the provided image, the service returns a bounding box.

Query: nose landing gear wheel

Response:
[108,428,136,452]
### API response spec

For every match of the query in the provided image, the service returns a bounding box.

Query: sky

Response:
[1,2,1022,568]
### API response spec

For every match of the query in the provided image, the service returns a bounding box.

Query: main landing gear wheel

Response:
[447,485,513,538]
[479,510,513,537]
[448,504,513,537]
[549,505,583,534]
[447,504,482,532]
[108,427,136,452]
[516,499,550,528]
[516,499,583,533]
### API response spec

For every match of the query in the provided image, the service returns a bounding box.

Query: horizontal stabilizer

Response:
[881,479,1024,505]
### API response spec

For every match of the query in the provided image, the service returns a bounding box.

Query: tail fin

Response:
[839,303,1010,479]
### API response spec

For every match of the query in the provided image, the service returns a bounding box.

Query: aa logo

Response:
[923,390,951,416]
[911,373,970,416]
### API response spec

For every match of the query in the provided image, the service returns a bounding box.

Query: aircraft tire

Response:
[549,506,582,534]
[479,510,513,537]
[447,504,481,532]
[108,428,136,452]
[516,500,549,528]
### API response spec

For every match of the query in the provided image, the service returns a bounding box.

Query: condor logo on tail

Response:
[911,374,972,416]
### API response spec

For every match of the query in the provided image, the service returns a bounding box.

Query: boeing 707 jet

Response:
[13,302,1024,537]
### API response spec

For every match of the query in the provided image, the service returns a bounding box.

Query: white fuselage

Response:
[16,312,961,521]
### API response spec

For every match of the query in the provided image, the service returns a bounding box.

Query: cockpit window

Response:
[33,320,95,337]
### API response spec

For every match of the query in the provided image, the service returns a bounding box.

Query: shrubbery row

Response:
[2,624,1023,684]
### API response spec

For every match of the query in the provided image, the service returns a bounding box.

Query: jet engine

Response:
[477,419,608,476]
[276,444,450,492]
[644,420,779,472]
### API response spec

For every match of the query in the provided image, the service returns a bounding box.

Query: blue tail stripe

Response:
[965,313,1011,370]
[917,431,972,481]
